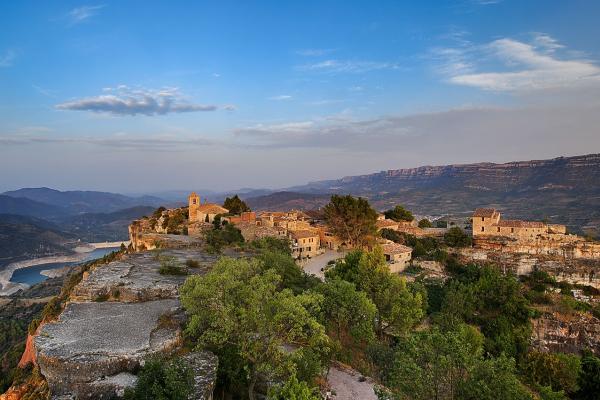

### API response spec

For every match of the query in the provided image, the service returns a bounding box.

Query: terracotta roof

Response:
[197,204,229,214]
[473,208,497,217]
[289,230,319,239]
[496,220,546,228]
[382,243,412,255]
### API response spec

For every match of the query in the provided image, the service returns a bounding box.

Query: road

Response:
[301,250,346,280]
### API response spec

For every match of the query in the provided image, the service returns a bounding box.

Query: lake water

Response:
[10,247,120,286]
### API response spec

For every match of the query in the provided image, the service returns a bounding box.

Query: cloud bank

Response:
[55,86,226,116]
[434,34,600,91]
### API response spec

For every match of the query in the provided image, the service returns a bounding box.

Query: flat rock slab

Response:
[70,249,218,302]
[36,299,180,397]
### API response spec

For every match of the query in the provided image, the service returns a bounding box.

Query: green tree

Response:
[576,350,600,400]
[181,258,330,400]
[444,227,472,248]
[327,248,424,336]
[385,325,484,400]
[522,351,580,394]
[457,355,532,400]
[323,195,378,248]
[205,223,244,252]
[320,278,377,343]
[418,218,433,228]
[267,374,321,400]
[123,357,193,400]
[257,250,319,294]
[384,205,414,222]
[251,236,292,256]
[223,194,250,215]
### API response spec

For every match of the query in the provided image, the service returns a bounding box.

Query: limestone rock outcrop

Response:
[532,312,600,355]
[34,248,220,399]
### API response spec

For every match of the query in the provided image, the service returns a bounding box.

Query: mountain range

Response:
[245,153,600,236]
[1,153,600,267]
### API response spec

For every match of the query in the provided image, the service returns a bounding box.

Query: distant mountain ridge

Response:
[248,154,600,235]
[2,187,165,214]
[289,154,600,194]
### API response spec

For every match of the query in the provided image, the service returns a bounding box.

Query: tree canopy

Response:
[444,226,472,248]
[223,195,250,215]
[181,257,329,400]
[384,205,414,222]
[417,218,433,228]
[323,195,378,248]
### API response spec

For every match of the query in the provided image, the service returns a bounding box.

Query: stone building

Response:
[472,208,565,239]
[188,192,228,223]
[289,230,321,260]
[382,242,413,273]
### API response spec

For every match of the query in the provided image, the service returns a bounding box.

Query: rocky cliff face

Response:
[532,312,600,355]
[460,248,600,289]
[33,245,219,399]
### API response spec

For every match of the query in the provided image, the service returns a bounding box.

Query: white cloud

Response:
[268,95,292,101]
[296,48,336,57]
[436,34,600,91]
[68,5,105,24]
[55,86,229,116]
[0,50,16,67]
[297,59,400,74]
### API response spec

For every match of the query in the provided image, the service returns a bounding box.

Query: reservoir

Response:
[10,247,120,286]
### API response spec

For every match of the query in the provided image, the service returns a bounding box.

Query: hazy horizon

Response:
[2,1,600,192]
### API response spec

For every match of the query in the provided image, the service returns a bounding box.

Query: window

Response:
[511,228,514,233]
[481,226,485,232]
[497,227,500,232]
[482,217,485,222]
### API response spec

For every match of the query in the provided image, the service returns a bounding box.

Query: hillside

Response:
[244,191,330,211]
[259,154,600,235]
[0,214,75,267]
[2,187,165,214]
[56,206,156,242]
[0,195,69,219]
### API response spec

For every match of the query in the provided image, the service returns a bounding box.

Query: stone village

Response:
[129,192,600,279]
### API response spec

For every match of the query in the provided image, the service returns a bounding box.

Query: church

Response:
[188,192,229,223]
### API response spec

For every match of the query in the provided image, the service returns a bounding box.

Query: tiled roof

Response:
[197,204,229,214]
[496,220,546,228]
[473,208,497,217]
[289,230,319,239]
[382,243,412,255]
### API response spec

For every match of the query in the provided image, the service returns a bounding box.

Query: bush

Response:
[250,237,292,256]
[158,256,187,275]
[444,227,472,248]
[185,259,200,268]
[418,218,433,228]
[123,357,193,400]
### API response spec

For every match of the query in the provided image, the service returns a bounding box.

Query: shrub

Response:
[444,227,472,248]
[158,256,187,275]
[185,259,200,268]
[123,357,193,400]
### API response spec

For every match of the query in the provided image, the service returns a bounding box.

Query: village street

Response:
[301,249,346,280]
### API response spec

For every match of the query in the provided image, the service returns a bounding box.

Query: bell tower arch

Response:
[188,192,200,222]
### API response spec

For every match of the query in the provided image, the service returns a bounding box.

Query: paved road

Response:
[301,250,346,280]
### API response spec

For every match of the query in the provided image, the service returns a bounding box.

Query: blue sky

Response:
[1,0,600,192]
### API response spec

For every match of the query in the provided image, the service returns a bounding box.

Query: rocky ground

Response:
[34,247,220,399]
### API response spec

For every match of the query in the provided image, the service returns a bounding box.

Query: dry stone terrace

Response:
[34,247,222,399]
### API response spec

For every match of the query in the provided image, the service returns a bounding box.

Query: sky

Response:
[1,0,600,193]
